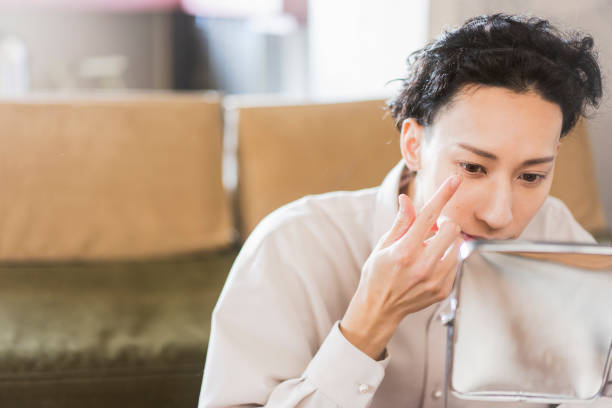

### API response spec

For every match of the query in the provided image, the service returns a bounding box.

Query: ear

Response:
[400,118,424,171]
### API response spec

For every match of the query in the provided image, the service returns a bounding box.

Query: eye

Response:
[459,162,486,175]
[519,173,546,184]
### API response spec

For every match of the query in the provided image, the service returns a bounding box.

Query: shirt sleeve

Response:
[265,322,389,407]
[198,217,389,408]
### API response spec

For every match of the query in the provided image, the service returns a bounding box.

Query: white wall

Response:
[308,0,429,99]
[0,10,172,90]
[429,0,612,228]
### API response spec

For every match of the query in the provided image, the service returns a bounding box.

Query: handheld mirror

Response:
[446,241,612,405]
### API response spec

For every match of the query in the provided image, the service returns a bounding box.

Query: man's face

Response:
[402,85,563,240]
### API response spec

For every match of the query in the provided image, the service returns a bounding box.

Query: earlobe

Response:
[400,118,424,171]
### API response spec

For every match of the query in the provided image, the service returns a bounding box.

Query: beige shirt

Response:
[199,161,610,408]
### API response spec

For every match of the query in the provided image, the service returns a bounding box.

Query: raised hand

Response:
[340,174,463,359]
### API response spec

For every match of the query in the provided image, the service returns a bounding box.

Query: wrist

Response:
[340,291,401,360]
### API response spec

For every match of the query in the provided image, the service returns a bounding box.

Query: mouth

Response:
[461,232,486,241]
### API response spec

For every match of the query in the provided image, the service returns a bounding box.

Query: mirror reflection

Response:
[450,242,612,404]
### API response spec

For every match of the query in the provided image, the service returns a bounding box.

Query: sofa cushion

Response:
[550,119,607,233]
[0,249,236,407]
[0,92,232,261]
[232,98,402,238]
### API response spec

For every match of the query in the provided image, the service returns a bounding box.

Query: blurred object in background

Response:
[0,0,179,13]
[175,0,307,95]
[177,0,427,98]
[77,54,128,89]
[0,33,29,95]
[0,0,609,226]
[182,0,283,17]
[0,8,173,92]
[0,0,428,98]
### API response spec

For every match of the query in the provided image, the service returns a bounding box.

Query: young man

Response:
[200,14,609,407]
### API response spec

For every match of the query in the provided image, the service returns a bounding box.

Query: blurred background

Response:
[0,0,611,220]
[0,0,428,97]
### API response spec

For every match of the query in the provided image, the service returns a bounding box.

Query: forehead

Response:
[428,86,563,153]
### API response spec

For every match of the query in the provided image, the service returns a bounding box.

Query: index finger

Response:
[401,174,462,245]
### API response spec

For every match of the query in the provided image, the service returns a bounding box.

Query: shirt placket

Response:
[422,303,447,408]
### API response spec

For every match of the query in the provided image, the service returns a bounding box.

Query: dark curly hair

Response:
[388,14,602,136]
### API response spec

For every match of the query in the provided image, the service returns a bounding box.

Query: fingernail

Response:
[450,174,461,188]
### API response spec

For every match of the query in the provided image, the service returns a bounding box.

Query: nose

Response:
[474,180,514,231]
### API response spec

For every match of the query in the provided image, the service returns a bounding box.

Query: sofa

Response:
[0,91,607,407]
[0,92,234,408]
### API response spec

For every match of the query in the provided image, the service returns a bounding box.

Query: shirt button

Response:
[432,389,443,399]
[358,383,370,394]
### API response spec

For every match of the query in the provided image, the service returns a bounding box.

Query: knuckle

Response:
[424,211,436,225]
[393,245,416,262]
[398,256,411,268]
[395,218,410,229]
[422,279,438,294]
[412,268,428,283]
[426,285,443,301]
[401,257,419,271]
[437,285,452,301]
[393,213,405,225]
[398,206,411,218]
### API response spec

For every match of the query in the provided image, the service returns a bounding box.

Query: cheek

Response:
[513,187,550,224]
[428,166,478,219]
[426,161,461,197]
[440,187,477,220]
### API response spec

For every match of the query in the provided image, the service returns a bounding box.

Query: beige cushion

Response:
[0,92,232,260]
[235,99,606,238]
[550,119,607,233]
[234,99,401,238]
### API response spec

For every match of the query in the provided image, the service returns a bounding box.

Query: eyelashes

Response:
[457,161,548,184]
[519,173,546,183]
[459,162,486,174]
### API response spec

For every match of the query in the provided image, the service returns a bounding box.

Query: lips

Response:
[461,232,485,241]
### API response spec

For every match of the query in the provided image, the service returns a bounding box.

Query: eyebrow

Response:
[457,143,554,166]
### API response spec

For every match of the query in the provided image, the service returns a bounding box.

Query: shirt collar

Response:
[370,159,407,249]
